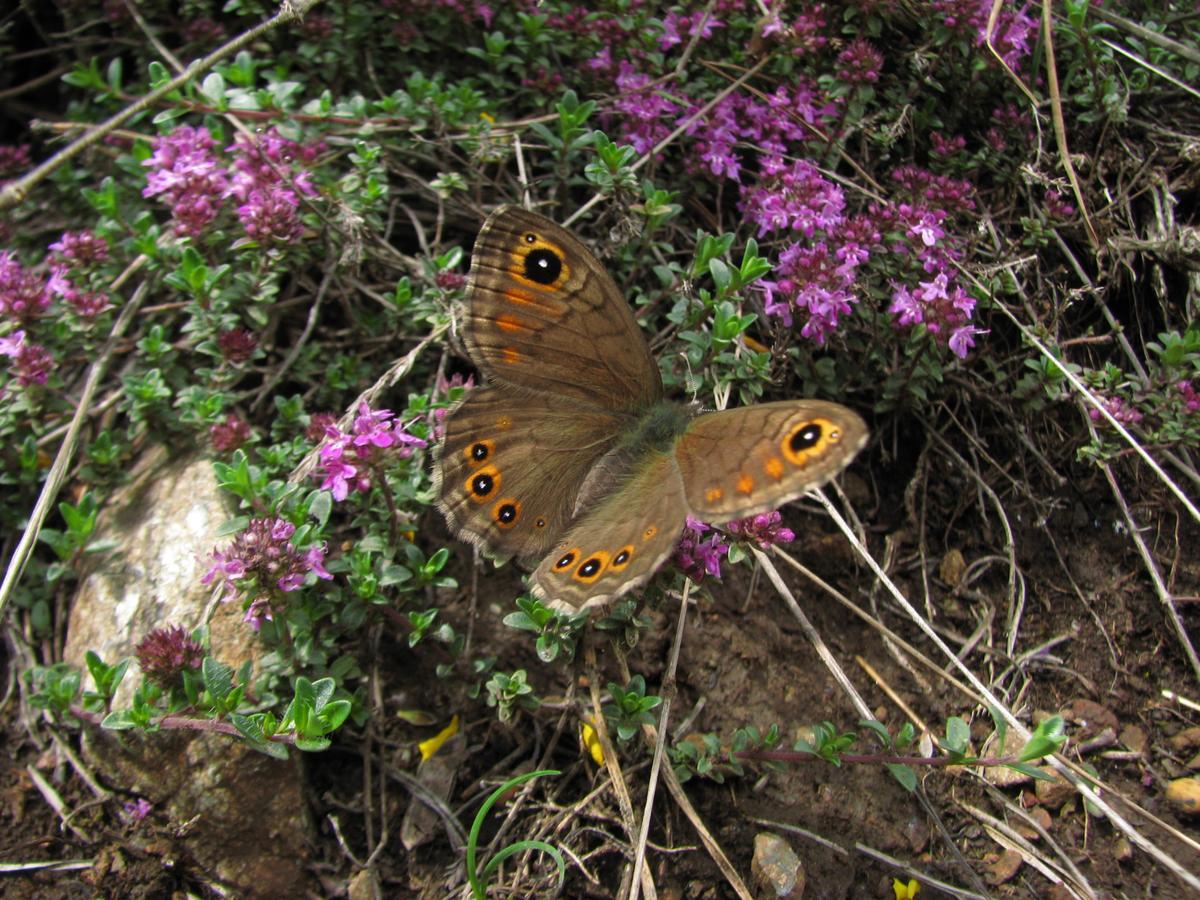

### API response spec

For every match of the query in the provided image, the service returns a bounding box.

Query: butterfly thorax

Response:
[572,401,693,515]
[620,400,695,454]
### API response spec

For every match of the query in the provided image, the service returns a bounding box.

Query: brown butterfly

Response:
[436,206,868,611]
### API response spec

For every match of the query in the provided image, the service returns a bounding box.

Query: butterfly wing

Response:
[462,206,662,411]
[674,400,868,520]
[531,451,688,611]
[436,384,631,560]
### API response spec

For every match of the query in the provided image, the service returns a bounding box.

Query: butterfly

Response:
[435,206,868,611]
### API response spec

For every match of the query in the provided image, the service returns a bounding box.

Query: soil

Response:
[5,448,1199,898]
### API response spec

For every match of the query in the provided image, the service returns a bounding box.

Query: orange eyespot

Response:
[704,486,723,503]
[642,525,658,541]
[573,550,611,584]
[553,548,581,571]
[495,313,534,334]
[609,545,634,572]
[465,464,501,502]
[501,346,521,365]
[464,439,495,466]
[509,237,571,291]
[492,498,521,529]
[495,415,512,430]
[781,418,832,464]
[764,456,784,481]
[736,473,755,495]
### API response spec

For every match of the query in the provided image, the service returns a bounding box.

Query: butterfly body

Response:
[436,207,868,611]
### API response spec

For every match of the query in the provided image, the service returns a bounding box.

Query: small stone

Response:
[1059,699,1119,738]
[939,548,966,587]
[1114,836,1134,862]
[1028,806,1052,831]
[985,763,1033,788]
[903,816,930,853]
[1035,771,1075,810]
[1119,724,1148,754]
[751,832,805,898]
[1168,726,1200,754]
[348,869,377,900]
[985,849,1023,885]
[1166,777,1200,817]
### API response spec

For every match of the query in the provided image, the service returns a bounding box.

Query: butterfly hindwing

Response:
[531,451,688,611]
[436,384,627,559]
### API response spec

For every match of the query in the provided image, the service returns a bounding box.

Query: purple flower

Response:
[0,329,53,386]
[223,129,322,245]
[210,413,252,452]
[317,402,428,502]
[202,516,333,629]
[235,185,303,245]
[836,39,884,84]
[725,511,796,550]
[612,63,682,155]
[948,324,987,359]
[48,230,109,268]
[123,798,154,823]
[65,287,112,318]
[135,624,204,686]
[1178,381,1200,413]
[673,517,729,583]
[217,327,258,363]
[1044,189,1076,220]
[0,143,32,178]
[1089,396,1143,426]
[659,9,723,51]
[143,125,231,238]
[0,252,51,320]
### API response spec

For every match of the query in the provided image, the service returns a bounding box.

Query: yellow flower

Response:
[893,878,920,900]
[480,111,496,124]
[580,721,604,766]
[418,714,459,761]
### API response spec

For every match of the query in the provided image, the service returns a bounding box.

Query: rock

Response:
[1114,836,1133,862]
[64,451,312,895]
[1034,771,1075,810]
[985,763,1033,788]
[1168,726,1200,754]
[938,548,966,587]
[751,832,805,898]
[985,848,1023,885]
[1119,724,1148,754]
[902,816,929,853]
[1165,777,1200,817]
[1059,699,1119,739]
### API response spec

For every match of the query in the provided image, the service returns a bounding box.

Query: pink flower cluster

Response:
[1178,381,1200,413]
[0,329,53,387]
[1089,396,1143,427]
[135,624,204,685]
[142,125,322,245]
[318,402,427,501]
[932,0,1038,70]
[0,231,120,388]
[202,516,333,631]
[725,510,795,549]
[672,517,729,584]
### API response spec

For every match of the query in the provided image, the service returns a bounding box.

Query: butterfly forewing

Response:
[463,207,662,412]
